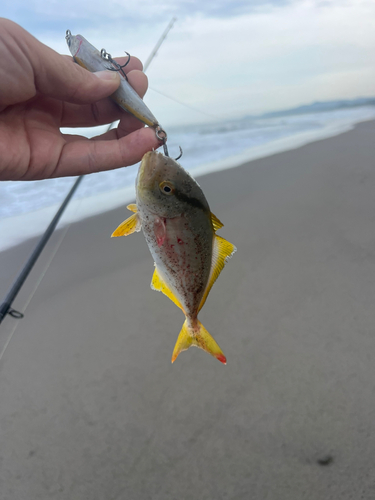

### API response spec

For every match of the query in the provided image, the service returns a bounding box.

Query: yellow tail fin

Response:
[171,319,226,364]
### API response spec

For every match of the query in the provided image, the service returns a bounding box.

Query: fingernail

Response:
[94,70,119,81]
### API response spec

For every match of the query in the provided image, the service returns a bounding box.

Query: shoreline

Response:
[1,119,375,498]
[1,117,374,254]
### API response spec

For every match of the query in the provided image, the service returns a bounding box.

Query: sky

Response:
[2,0,375,126]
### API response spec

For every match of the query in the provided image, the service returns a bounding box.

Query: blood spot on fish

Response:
[177,238,184,245]
[154,217,167,247]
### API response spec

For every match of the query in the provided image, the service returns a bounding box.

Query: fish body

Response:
[65,31,159,127]
[112,151,236,363]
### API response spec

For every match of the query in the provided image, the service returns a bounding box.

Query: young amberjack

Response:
[112,151,236,364]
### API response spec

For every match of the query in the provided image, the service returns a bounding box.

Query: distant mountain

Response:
[259,97,375,119]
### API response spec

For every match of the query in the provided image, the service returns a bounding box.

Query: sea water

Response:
[1,105,375,251]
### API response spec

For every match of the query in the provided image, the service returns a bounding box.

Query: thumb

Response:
[35,52,121,104]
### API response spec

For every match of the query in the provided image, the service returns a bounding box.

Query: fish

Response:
[112,151,236,364]
[65,30,159,128]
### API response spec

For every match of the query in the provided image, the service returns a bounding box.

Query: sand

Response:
[1,120,375,499]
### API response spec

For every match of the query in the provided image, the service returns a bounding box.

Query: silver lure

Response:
[65,30,159,128]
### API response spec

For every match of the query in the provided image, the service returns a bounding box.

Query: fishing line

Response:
[149,86,220,120]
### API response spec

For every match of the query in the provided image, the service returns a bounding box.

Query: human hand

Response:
[0,18,162,180]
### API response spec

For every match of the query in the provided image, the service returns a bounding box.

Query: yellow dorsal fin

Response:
[151,267,184,311]
[127,204,138,213]
[111,213,141,237]
[211,212,224,231]
[198,235,236,312]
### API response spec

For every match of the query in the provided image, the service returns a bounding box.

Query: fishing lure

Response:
[65,30,166,143]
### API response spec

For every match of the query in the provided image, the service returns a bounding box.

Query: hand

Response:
[0,19,162,180]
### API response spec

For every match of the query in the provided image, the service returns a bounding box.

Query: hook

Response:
[101,49,130,81]
[163,144,169,157]
[174,146,183,161]
[154,128,182,160]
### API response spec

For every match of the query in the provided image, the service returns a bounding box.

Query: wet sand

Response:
[1,120,375,499]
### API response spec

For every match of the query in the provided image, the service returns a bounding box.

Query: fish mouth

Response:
[137,151,160,188]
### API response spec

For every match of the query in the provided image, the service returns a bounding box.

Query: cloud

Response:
[136,0,375,123]
[2,0,291,28]
[2,0,375,126]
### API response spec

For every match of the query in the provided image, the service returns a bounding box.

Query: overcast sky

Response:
[2,0,375,126]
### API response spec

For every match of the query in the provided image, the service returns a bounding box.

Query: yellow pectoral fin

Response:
[111,213,141,237]
[151,267,183,311]
[171,319,226,364]
[198,235,237,312]
[127,204,138,213]
[210,212,224,231]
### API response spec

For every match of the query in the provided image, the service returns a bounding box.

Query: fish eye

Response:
[159,181,175,195]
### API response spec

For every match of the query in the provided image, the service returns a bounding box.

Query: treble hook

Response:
[155,128,183,160]
[100,49,131,81]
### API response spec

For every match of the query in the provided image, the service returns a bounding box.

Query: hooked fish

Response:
[112,151,236,364]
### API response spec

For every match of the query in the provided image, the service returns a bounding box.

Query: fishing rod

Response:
[144,17,176,72]
[0,19,176,326]
[0,177,83,324]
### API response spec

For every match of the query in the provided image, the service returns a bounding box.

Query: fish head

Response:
[136,151,210,218]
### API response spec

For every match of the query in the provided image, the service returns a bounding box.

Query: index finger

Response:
[59,69,149,127]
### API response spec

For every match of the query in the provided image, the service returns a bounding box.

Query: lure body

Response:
[66,32,159,127]
[112,151,236,364]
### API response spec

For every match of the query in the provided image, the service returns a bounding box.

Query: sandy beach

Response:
[1,120,375,499]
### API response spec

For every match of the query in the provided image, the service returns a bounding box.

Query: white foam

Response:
[0,185,135,252]
[1,109,374,252]
[189,118,358,177]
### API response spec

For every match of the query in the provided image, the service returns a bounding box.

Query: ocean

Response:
[1,105,375,252]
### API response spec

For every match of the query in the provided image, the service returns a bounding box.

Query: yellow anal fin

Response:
[198,235,237,313]
[171,319,226,364]
[111,213,141,237]
[211,212,224,231]
[151,267,183,311]
[127,204,138,213]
